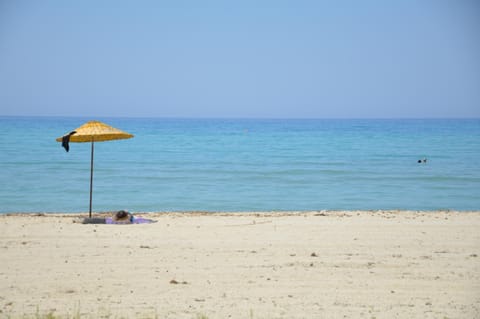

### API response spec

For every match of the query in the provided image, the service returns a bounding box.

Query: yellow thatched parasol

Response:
[56,120,134,217]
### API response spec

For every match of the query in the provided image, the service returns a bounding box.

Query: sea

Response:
[0,117,479,213]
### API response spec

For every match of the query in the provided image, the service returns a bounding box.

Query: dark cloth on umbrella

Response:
[61,131,76,152]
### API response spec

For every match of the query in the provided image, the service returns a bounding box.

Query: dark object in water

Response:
[61,131,77,152]
[418,158,427,164]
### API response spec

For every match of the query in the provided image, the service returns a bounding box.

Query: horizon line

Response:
[1,115,479,121]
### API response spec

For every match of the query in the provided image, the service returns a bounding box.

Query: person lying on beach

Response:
[112,210,133,224]
[79,210,155,224]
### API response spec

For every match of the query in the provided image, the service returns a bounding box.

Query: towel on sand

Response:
[80,217,156,224]
[106,217,156,224]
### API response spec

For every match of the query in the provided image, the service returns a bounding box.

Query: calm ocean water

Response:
[0,117,479,213]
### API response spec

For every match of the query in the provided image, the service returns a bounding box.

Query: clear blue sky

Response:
[0,0,479,118]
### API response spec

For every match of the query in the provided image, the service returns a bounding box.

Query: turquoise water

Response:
[0,117,479,212]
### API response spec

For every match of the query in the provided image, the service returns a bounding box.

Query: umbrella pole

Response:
[89,140,94,218]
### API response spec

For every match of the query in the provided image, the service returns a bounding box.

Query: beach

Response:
[1,211,479,318]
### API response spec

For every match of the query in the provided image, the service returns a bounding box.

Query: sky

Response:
[0,0,479,119]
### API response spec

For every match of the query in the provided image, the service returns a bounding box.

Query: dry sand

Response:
[1,211,479,318]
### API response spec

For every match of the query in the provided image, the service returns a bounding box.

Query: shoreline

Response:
[2,209,480,216]
[1,210,479,318]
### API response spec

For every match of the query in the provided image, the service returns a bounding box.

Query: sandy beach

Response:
[1,211,479,318]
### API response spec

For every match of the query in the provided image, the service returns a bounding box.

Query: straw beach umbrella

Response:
[56,120,134,217]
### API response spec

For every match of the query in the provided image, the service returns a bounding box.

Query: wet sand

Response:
[1,211,479,318]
